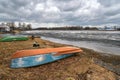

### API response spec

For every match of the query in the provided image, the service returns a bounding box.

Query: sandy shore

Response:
[0,37,119,80]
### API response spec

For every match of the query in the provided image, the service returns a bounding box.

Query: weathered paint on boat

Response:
[11,47,82,58]
[11,53,73,68]
[0,36,28,42]
[11,47,83,68]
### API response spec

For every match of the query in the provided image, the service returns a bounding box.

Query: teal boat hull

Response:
[11,53,73,68]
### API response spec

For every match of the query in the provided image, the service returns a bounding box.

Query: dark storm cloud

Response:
[0,0,120,27]
[98,0,120,7]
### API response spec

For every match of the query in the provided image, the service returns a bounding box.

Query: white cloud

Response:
[75,0,101,17]
[35,3,45,12]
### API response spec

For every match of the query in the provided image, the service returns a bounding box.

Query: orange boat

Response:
[11,46,83,68]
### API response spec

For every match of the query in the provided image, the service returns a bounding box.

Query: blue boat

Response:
[11,53,73,68]
[10,47,82,68]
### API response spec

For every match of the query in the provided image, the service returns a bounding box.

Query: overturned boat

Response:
[11,47,83,68]
[0,36,28,42]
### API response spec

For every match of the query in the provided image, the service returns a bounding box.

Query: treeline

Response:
[1,22,32,31]
[34,26,98,30]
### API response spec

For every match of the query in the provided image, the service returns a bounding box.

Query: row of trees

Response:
[34,26,98,30]
[1,22,32,31]
[34,26,120,31]
[18,23,32,30]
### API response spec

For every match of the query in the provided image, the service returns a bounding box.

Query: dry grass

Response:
[0,38,119,80]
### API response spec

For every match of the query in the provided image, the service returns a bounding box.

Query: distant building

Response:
[0,24,10,32]
[104,26,116,31]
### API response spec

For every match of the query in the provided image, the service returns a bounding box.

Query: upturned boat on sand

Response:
[0,36,28,42]
[11,47,83,68]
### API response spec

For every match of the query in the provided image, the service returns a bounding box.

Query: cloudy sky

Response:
[0,0,120,28]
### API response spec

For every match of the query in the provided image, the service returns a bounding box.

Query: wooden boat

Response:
[11,47,82,68]
[0,36,28,42]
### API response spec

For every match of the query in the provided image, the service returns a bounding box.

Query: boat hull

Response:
[11,53,73,68]
[0,36,28,42]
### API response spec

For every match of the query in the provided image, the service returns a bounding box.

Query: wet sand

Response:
[0,37,119,80]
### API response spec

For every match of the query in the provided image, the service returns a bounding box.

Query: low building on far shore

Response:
[0,24,10,33]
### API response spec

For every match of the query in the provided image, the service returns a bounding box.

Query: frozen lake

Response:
[12,30,120,55]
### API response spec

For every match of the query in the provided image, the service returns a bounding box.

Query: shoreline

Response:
[0,37,119,80]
